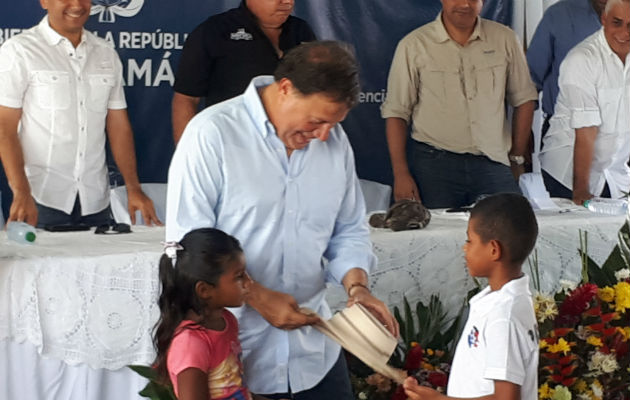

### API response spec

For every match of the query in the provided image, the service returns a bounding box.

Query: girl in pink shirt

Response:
[153,228,252,400]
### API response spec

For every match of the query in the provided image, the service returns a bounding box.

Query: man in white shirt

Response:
[0,0,160,227]
[540,0,630,205]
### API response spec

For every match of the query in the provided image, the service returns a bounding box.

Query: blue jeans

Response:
[36,196,112,228]
[258,351,353,400]
[409,141,521,208]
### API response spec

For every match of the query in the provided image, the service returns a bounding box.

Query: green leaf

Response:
[128,365,158,380]
[393,306,406,345]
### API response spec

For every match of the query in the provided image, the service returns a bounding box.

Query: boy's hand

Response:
[403,377,444,400]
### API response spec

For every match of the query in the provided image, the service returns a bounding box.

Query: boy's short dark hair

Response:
[274,40,360,108]
[470,193,538,265]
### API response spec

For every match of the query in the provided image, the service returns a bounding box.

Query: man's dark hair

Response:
[470,193,538,265]
[274,40,360,108]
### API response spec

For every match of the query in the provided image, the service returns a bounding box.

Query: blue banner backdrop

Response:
[0,0,511,218]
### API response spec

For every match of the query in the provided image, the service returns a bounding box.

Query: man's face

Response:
[602,1,630,61]
[590,0,608,16]
[440,0,483,32]
[247,0,294,28]
[274,79,349,153]
[40,0,91,39]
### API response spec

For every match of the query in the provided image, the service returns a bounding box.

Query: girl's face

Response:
[211,253,251,308]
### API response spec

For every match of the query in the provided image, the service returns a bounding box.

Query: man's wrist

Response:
[347,282,370,297]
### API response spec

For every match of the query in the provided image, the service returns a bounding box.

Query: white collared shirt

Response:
[166,76,376,394]
[0,16,126,214]
[540,29,630,199]
[448,275,539,400]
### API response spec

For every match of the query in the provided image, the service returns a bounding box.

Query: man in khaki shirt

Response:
[381,0,537,209]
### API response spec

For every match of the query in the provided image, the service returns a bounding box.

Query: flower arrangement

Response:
[534,222,630,400]
[349,289,479,400]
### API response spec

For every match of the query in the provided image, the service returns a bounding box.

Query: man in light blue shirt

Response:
[166,41,398,399]
[527,0,606,136]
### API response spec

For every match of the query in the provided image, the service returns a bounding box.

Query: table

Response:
[1,206,625,399]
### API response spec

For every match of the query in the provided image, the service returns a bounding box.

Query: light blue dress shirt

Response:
[166,76,376,394]
[526,0,601,116]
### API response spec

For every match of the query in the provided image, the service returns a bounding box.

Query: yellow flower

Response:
[410,341,419,348]
[573,379,587,393]
[426,348,434,356]
[552,385,572,400]
[614,282,630,312]
[586,336,603,347]
[617,327,630,341]
[421,361,434,371]
[547,338,572,355]
[539,383,553,399]
[597,287,615,303]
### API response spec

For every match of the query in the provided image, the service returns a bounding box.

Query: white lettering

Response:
[152,52,174,87]
[127,59,152,87]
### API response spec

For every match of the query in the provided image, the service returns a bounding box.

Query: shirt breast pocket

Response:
[422,67,460,104]
[476,56,507,98]
[88,74,116,113]
[32,71,71,110]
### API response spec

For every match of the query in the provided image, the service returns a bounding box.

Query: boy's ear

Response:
[489,239,502,261]
[195,281,215,300]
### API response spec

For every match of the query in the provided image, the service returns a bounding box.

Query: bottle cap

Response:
[25,231,36,242]
[583,200,590,208]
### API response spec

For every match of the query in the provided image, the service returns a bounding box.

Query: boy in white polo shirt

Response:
[404,193,539,400]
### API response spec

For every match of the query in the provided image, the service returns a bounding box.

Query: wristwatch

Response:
[508,154,526,166]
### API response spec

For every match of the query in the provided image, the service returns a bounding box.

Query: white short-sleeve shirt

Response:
[540,29,630,199]
[447,275,539,400]
[0,16,127,215]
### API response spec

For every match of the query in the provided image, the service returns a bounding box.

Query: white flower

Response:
[576,394,591,400]
[615,268,630,281]
[559,279,578,293]
[588,351,619,376]
[534,293,558,323]
[358,392,368,400]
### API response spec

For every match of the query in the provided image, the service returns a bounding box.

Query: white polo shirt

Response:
[540,29,630,199]
[447,275,539,400]
[0,16,127,215]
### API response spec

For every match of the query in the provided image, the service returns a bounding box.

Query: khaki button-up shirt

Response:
[381,14,537,166]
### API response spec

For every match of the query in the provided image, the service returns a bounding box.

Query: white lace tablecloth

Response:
[1,208,625,371]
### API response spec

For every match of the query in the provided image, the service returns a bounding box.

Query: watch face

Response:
[509,155,525,165]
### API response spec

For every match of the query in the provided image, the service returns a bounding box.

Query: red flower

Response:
[559,283,598,316]
[390,385,407,400]
[427,371,448,388]
[404,344,424,370]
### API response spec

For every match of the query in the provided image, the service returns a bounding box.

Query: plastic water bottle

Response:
[6,221,37,244]
[583,198,628,215]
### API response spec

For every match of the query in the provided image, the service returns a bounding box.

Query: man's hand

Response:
[126,187,162,226]
[572,187,593,206]
[347,285,400,338]
[393,171,421,203]
[246,282,320,330]
[510,163,526,181]
[7,191,38,227]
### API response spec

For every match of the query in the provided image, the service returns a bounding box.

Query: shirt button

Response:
[81,127,85,131]
[77,77,82,81]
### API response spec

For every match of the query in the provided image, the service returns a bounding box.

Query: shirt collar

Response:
[433,12,483,44]
[243,75,276,139]
[38,15,88,47]
[470,274,531,304]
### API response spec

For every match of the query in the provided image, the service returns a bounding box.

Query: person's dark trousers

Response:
[409,141,521,209]
[36,196,112,228]
[259,350,353,400]
[542,169,611,200]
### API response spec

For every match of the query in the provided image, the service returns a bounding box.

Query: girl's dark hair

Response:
[152,228,243,385]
